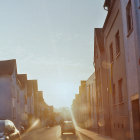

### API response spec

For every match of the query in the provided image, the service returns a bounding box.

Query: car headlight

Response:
[5,136,9,140]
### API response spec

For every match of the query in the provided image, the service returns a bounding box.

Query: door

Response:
[132,99,140,140]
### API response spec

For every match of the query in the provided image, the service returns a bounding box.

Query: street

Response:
[22,126,92,140]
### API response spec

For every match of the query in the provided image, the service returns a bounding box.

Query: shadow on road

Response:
[61,133,78,140]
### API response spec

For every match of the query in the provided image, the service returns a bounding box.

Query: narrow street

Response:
[22,126,92,140]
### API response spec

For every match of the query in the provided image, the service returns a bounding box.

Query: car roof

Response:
[0,120,14,126]
[0,120,6,124]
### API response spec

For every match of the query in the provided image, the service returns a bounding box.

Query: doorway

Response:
[131,99,140,140]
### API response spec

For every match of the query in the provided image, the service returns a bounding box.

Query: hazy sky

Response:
[0,0,107,108]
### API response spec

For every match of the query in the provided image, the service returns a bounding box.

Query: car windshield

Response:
[0,121,5,133]
[5,120,15,133]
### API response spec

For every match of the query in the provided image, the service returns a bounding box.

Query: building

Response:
[27,80,39,126]
[27,80,35,126]
[17,74,28,127]
[72,94,79,124]
[37,91,54,127]
[94,0,130,139]
[0,60,17,123]
[37,91,44,120]
[94,0,140,140]
[0,59,25,128]
[0,59,52,130]
[119,0,140,140]
[79,81,88,128]
[86,73,98,131]
[72,76,97,130]
[32,80,38,118]
[94,28,114,137]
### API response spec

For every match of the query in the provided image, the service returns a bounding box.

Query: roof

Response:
[32,80,38,91]
[86,73,95,85]
[0,59,17,76]
[81,81,86,86]
[17,74,27,89]
[103,0,116,30]
[104,0,110,10]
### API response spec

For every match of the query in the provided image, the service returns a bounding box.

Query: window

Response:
[118,79,123,102]
[110,43,113,63]
[126,0,133,33]
[115,31,120,55]
[112,84,116,104]
[118,123,120,128]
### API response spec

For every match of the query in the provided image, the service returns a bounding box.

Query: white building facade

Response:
[120,0,140,140]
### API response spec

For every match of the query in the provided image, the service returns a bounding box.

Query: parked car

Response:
[19,126,25,134]
[61,121,75,135]
[0,120,21,140]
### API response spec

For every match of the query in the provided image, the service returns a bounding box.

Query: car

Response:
[19,126,25,134]
[61,121,75,135]
[0,120,21,140]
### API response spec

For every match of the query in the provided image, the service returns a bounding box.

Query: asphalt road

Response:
[21,126,92,140]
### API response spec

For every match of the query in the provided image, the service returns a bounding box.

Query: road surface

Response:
[22,126,92,140]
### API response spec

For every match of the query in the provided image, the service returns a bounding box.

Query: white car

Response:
[61,121,75,135]
[0,120,21,140]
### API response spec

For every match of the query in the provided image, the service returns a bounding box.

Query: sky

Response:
[0,0,107,108]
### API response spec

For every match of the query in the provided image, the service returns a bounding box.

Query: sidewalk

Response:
[76,127,114,140]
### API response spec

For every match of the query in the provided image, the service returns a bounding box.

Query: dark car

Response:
[61,121,75,135]
[0,120,21,140]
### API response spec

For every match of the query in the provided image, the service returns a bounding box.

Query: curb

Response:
[76,127,114,140]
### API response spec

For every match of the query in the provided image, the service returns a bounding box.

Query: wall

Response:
[103,0,130,139]
[0,76,13,120]
[120,0,140,139]
[86,73,98,131]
